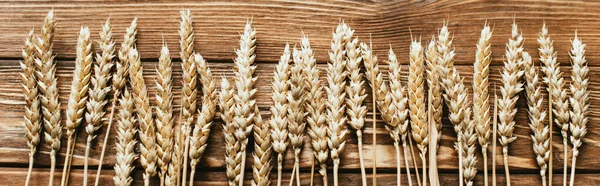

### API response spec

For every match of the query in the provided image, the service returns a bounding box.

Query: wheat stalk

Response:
[271,44,291,186]
[113,89,138,186]
[232,20,257,186]
[326,21,350,186]
[33,11,61,186]
[523,51,550,186]
[538,24,570,186]
[189,54,218,184]
[408,37,429,186]
[220,77,242,186]
[568,33,589,186]
[179,10,198,186]
[94,18,137,186]
[472,24,492,186]
[344,33,368,186]
[63,26,92,186]
[129,48,158,186]
[497,21,525,186]
[288,45,308,186]
[155,42,174,186]
[22,28,41,186]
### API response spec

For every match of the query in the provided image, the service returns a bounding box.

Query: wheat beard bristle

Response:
[113,89,138,186]
[425,38,443,152]
[22,28,41,186]
[219,77,242,186]
[288,45,307,186]
[129,48,158,186]
[189,53,218,183]
[326,21,350,186]
[409,38,429,186]
[232,20,257,186]
[155,42,174,185]
[270,43,291,186]
[33,10,61,186]
[523,51,550,186]
[568,33,589,186]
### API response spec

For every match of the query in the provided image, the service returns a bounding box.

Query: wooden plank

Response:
[1,59,599,173]
[1,0,600,66]
[0,167,592,186]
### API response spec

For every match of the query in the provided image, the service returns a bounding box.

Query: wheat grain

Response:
[220,77,242,186]
[155,42,174,185]
[425,38,443,152]
[327,21,350,186]
[271,43,291,186]
[523,51,549,186]
[408,38,429,186]
[568,33,589,186]
[22,28,41,186]
[94,18,137,186]
[472,24,492,186]
[344,33,368,186]
[288,45,307,186]
[129,48,157,186]
[113,89,138,186]
[33,10,61,186]
[189,53,218,184]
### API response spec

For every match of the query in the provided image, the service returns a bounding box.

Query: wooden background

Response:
[2,0,600,185]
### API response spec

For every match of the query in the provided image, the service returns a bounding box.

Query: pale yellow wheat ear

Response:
[94,17,137,186]
[155,41,174,186]
[538,23,569,185]
[288,45,307,186]
[233,20,257,186]
[568,33,589,186]
[523,51,550,186]
[271,43,291,186]
[327,21,350,186]
[33,10,61,186]
[345,33,368,186]
[436,21,477,186]
[425,37,442,153]
[63,26,92,186]
[409,37,429,186]
[22,29,41,186]
[251,104,272,186]
[473,23,492,186]
[179,9,198,186]
[220,77,242,186]
[166,96,184,186]
[113,89,138,186]
[129,48,158,186]
[189,53,218,184]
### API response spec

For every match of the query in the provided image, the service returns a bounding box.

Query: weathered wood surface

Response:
[2,0,600,185]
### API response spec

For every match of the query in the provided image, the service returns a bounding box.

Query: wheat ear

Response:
[94,18,137,186]
[232,20,257,186]
[251,104,272,186]
[497,21,525,186]
[155,41,174,186]
[523,51,550,186]
[472,24,492,186]
[327,21,350,186]
[288,45,308,186]
[113,89,137,186]
[538,24,570,186]
[271,44,291,186]
[220,77,242,186]
[63,26,92,186]
[33,11,61,186]
[344,33,368,186]
[408,37,429,186]
[22,29,41,186]
[179,10,198,186]
[189,54,218,184]
[568,33,589,186]
[166,96,184,186]
[129,48,158,186]
[425,38,442,185]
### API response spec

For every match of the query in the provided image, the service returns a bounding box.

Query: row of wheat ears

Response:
[20,10,589,186]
